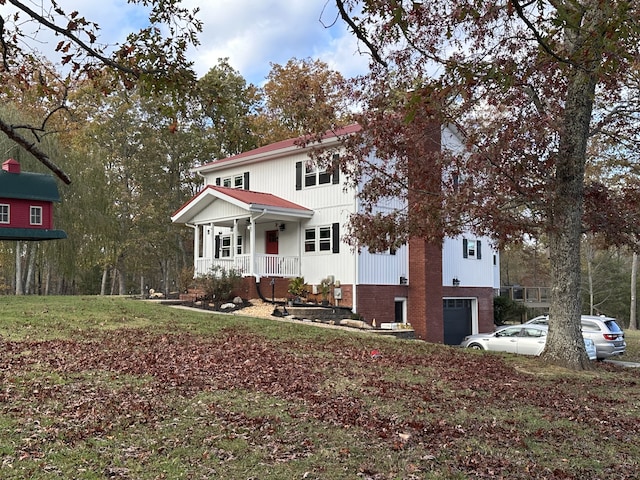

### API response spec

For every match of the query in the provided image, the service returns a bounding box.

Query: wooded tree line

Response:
[501,239,639,329]
[0,54,352,296]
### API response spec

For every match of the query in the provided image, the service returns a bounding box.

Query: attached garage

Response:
[443,298,473,345]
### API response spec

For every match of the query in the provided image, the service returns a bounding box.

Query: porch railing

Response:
[195,254,300,278]
[499,286,550,308]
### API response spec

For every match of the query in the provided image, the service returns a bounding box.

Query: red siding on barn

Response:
[0,198,53,229]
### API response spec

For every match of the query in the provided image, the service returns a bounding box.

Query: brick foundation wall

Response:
[355,285,409,325]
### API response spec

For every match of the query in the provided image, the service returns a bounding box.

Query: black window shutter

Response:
[332,223,340,253]
[215,177,221,186]
[295,161,302,190]
[214,234,220,259]
[477,240,482,260]
[332,154,340,184]
[462,239,468,258]
[243,172,250,190]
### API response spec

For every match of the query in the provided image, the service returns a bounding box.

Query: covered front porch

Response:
[172,185,314,279]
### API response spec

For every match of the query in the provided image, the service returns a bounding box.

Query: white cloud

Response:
[181,0,370,83]
[1,0,371,84]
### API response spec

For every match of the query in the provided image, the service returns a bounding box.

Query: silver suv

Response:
[527,315,626,360]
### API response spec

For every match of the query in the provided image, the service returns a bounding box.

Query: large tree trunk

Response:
[542,58,601,369]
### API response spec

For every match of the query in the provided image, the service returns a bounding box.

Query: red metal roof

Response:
[171,185,312,220]
[196,124,361,170]
[211,186,311,211]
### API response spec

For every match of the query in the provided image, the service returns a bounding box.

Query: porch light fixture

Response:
[279,223,285,231]
[453,277,460,286]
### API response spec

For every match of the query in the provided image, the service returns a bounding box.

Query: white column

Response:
[209,223,215,259]
[232,219,238,258]
[249,217,256,276]
[193,225,200,271]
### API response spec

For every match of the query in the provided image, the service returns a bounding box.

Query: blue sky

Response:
[2,0,371,86]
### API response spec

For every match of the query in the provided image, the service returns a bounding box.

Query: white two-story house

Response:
[171,124,499,344]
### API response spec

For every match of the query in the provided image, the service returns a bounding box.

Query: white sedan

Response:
[461,324,597,360]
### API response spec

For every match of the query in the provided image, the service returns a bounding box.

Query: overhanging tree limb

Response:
[6,0,142,78]
[0,117,71,184]
[334,0,388,68]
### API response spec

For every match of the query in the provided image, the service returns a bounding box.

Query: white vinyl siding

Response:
[443,235,497,287]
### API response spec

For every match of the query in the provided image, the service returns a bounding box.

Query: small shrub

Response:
[494,295,527,326]
[287,277,308,298]
[195,266,242,303]
[177,266,196,293]
[319,277,333,302]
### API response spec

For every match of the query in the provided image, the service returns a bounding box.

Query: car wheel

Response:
[467,343,484,350]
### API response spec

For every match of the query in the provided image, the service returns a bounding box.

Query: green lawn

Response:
[1,296,639,479]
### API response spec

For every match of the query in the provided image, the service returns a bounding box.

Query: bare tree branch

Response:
[334,0,388,68]
[7,0,142,78]
[0,117,71,184]
[510,0,576,67]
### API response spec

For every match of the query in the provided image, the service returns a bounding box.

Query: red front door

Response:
[266,230,279,254]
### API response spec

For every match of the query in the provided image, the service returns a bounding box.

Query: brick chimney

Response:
[2,158,21,174]
[406,121,443,342]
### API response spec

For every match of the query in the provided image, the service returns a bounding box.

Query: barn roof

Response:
[0,227,67,241]
[0,169,61,202]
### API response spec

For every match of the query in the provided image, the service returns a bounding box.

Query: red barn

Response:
[0,158,66,241]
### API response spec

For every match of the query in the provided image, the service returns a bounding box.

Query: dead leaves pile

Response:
[1,328,639,479]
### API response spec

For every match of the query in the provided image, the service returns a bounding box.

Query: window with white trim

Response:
[304,224,340,254]
[463,238,482,259]
[318,226,332,251]
[304,160,331,187]
[222,174,245,189]
[0,204,9,224]
[296,155,340,190]
[236,236,243,255]
[30,206,43,225]
[221,235,232,257]
[304,228,316,252]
